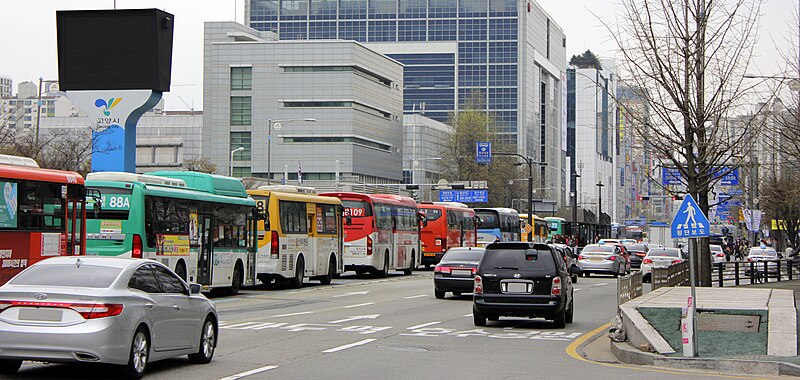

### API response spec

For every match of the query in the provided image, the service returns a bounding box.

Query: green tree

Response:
[569,50,603,70]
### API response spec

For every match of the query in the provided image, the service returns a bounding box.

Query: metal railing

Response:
[651,261,690,290]
[713,259,798,287]
[617,270,643,309]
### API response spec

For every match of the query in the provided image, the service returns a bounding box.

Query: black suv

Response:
[473,242,574,328]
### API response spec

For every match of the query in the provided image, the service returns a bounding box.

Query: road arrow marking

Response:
[218,365,279,380]
[322,339,377,353]
[407,321,441,329]
[329,314,381,324]
[333,291,370,298]
[343,302,375,309]
[271,311,314,318]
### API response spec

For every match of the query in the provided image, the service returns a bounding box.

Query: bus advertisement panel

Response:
[320,192,420,276]
[247,188,343,288]
[418,202,476,266]
[473,208,520,246]
[85,171,258,295]
[0,158,87,285]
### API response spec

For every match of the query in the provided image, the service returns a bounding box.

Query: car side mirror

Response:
[189,283,202,294]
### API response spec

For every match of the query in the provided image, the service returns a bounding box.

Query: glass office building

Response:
[246,0,566,164]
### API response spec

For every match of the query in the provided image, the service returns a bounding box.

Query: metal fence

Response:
[712,259,799,287]
[617,270,643,308]
[651,261,690,290]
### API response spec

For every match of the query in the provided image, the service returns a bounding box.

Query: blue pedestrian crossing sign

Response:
[670,194,710,238]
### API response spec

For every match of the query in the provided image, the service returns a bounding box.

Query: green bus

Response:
[85,171,259,294]
[545,217,567,240]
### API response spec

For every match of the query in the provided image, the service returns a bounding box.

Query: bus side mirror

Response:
[346,216,352,226]
[474,216,482,227]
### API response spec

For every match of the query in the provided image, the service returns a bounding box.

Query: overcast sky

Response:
[0,0,795,111]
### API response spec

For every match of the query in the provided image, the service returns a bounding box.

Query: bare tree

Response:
[606,0,765,285]
[182,156,218,174]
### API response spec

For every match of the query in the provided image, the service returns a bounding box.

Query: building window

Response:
[311,0,337,20]
[231,67,252,90]
[429,19,456,41]
[398,20,426,41]
[230,131,252,161]
[230,96,252,126]
[232,167,252,178]
[368,20,396,42]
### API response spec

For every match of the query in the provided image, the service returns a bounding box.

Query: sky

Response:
[0,0,796,111]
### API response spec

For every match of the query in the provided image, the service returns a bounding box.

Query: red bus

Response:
[418,202,477,266]
[0,155,88,285]
[319,192,421,276]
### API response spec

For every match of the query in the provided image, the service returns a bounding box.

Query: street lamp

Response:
[495,152,547,241]
[571,172,581,239]
[267,118,316,183]
[229,147,245,177]
[597,181,605,238]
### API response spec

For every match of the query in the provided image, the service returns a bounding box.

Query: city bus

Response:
[519,214,549,242]
[545,216,567,240]
[0,155,89,285]
[247,186,343,288]
[319,192,420,276]
[417,201,477,266]
[84,171,259,295]
[473,208,520,246]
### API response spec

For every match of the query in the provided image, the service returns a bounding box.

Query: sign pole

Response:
[688,238,698,356]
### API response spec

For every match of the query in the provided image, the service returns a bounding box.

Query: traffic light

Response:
[672,195,683,201]
[637,195,650,201]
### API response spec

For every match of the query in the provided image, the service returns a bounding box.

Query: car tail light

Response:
[366,236,373,256]
[471,267,477,275]
[605,256,616,261]
[578,255,587,260]
[270,231,279,259]
[434,238,442,246]
[132,234,143,259]
[643,258,653,264]
[434,265,451,274]
[0,301,123,319]
[551,276,562,296]
[747,257,752,262]
[636,252,646,257]
[672,259,683,264]
[473,275,483,294]
[716,253,724,257]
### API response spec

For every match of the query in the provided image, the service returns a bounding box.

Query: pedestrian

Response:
[786,246,797,275]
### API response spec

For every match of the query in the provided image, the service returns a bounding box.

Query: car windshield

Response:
[625,244,647,252]
[583,245,613,254]
[442,249,484,263]
[750,248,777,257]
[9,264,122,288]
[481,249,555,272]
[710,245,723,252]
[647,249,681,257]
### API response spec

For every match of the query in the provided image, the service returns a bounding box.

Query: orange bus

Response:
[320,192,421,276]
[0,155,89,285]
[418,202,477,266]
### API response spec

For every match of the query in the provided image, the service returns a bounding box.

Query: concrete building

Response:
[403,113,449,199]
[567,59,619,225]
[0,75,12,98]
[203,21,404,185]
[244,0,568,206]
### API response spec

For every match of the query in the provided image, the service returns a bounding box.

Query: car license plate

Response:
[18,308,63,322]
[451,269,472,276]
[590,257,604,262]
[506,282,528,293]
[423,253,436,257]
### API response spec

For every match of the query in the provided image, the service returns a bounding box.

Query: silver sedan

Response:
[577,244,627,277]
[0,256,218,379]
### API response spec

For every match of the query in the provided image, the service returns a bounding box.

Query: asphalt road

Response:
[9,271,770,379]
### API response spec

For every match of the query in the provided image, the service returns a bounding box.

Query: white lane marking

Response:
[322,338,377,353]
[403,294,427,299]
[407,321,441,329]
[573,288,582,291]
[218,365,279,380]
[329,314,380,324]
[221,321,265,329]
[592,283,608,287]
[344,302,375,309]
[271,311,314,318]
[333,291,370,298]
[464,314,473,317]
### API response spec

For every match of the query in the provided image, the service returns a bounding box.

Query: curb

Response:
[611,340,800,377]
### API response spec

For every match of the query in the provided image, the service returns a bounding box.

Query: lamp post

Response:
[496,152,547,241]
[267,118,316,183]
[229,147,245,177]
[597,181,605,238]
[571,172,581,240]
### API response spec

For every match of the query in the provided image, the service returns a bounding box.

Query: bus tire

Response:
[319,256,336,285]
[290,256,304,289]
[228,262,243,296]
[402,252,415,275]
[175,261,187,282]
[375,251,389,278]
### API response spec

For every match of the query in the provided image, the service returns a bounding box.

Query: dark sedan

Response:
[624,243,649,270]
[433,247,485,299]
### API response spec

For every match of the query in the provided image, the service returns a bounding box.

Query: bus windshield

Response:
[475,211,499,229]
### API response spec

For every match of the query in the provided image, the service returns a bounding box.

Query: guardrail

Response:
[617,270,643,309]
[713,259,798,287]
[651,261,690,290]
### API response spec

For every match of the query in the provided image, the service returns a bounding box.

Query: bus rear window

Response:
[475,212,499,229]
[88,187,132,220]
[420,208,442,221]
[342,200,372,217]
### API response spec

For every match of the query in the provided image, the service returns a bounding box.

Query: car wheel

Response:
[434,289,445,299]
[290,256,304,289]
[188,316,217,364]
[0,359,22,375]
[376,252,389,278]
[402,253,415,275]
[122,327,149,379]
[473,306,487,326]
[319,256,336,285]
[228,262,243,296]
[566,298,574,324]
[552,307,566,328]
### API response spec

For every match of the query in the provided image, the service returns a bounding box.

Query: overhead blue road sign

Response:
[661,167,682,186]
[671,194,710,238]
[439,190,488,203]
[718,168,739,186]
[476,142,492,164]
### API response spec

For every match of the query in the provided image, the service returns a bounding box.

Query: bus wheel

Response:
[228,262,243,296]
[290,256,304,289]
[175,262,187,282]
[402,253,415,275]
[319,256,336,285]
[375,252,389,278]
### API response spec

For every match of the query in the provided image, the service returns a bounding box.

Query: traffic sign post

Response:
[670,194,709,358]
[476,142,492,164]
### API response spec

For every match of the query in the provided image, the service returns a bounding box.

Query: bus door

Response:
[246,210,259,284]
[307,209,318,275]
[197,213,213,285]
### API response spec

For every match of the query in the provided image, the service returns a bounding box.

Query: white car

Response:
[641,247,684,282]
[747,247,779,275]
[710,244,726,265]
